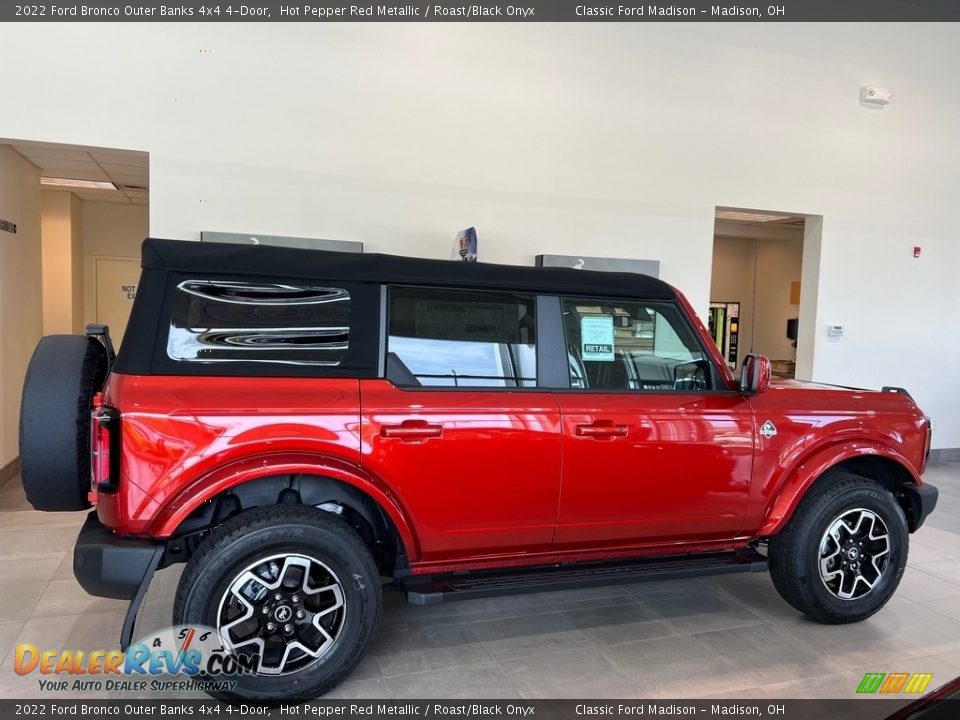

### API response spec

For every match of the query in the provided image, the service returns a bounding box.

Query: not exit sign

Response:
[0,218,16,234]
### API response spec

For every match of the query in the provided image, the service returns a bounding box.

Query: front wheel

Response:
[173,505,382,701]
[769,471,908,624]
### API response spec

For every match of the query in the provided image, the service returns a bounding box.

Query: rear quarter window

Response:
[167,280,351,366]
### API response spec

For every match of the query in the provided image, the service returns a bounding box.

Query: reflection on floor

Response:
[1,464,960,700]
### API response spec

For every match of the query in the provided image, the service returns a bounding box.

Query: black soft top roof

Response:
[142,238,677,300]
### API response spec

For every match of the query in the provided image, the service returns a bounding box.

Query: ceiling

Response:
[8,140,148,206]
[715,208,805,227]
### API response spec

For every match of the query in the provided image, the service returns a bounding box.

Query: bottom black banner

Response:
[0,700,957,720]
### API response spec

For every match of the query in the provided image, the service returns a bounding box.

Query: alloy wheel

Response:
[216,553,346,675]
[818,507,891,601]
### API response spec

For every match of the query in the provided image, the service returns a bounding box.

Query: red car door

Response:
[552,296,754,547]
[361,287,561,565]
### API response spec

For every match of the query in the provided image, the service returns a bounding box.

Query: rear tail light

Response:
[91,397,121,493]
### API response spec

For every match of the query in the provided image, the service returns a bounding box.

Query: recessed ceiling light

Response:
[715,210,796,223]
[41,177,117,191]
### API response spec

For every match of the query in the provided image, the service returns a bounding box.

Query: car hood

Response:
[770,377,866,392]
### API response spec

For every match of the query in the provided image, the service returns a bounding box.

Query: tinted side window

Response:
[388,287,536,388]
[562,297,711,391]
[167,280,350,366]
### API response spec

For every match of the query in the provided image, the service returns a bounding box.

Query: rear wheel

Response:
[173,505,382,701]
[769,471,908,624]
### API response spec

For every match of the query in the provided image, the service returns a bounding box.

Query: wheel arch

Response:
[150,455,419,575]
[759,442,925,537]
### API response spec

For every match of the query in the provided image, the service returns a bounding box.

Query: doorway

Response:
[709,207,820,380]
[2,139,149,347]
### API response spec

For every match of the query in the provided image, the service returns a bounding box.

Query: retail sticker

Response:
[120,284,137,303]
[581,315,614,361]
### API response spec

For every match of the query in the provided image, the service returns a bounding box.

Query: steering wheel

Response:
[673,361,708,390]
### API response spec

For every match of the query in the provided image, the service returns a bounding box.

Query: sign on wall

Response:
[200,231,362,252]
[536,254,660,277]
[95,257,141,345]
[0,218,16,234]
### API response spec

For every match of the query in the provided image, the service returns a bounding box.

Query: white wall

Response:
[1,24,959,446]
[0,146,43,468]
[81,202,149,327]
[796,217,823,383]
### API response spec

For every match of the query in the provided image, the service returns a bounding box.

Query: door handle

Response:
[380,421,443,440]
[575,421,628,439]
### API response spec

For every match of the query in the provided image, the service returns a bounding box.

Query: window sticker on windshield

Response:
[581,315,615,361]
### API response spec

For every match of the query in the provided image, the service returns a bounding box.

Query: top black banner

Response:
[4,0,960,22]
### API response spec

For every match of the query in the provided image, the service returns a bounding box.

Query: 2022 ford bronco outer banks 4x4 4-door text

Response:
[20,239,938,701]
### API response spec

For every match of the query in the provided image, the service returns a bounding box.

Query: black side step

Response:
[402,550,767,605]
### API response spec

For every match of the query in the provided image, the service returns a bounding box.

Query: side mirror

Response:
[740,354,772,394]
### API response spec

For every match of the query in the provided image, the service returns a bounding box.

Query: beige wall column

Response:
[41,190,85,335]
[0,146,43,469]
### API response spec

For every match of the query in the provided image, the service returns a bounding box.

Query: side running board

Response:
[402,550,767,605]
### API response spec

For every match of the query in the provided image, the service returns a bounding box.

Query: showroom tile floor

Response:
[1,464,960,700]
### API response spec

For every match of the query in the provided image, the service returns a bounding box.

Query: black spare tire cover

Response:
[19,336,108,511]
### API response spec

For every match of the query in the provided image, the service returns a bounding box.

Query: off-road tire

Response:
[769,471,908,624]
[173,505,382,702]
[19,335,108,511]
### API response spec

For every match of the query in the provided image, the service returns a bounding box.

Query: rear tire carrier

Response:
[19,335,108,511]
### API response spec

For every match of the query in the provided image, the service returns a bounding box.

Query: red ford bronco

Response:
[20,239,937,700]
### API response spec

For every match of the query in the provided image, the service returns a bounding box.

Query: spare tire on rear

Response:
[19,336,108,511]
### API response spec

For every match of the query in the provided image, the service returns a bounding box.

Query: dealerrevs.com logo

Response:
[13,625,254,694]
